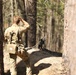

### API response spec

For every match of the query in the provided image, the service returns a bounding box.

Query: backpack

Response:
[6,28,20,54]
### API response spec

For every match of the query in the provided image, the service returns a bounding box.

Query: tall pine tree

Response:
[0,0,4,74]
[63,0,76,75]
[25,0,37,47]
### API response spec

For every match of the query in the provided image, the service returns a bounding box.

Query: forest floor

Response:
[4,48,66,75]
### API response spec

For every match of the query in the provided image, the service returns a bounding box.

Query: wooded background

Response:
[0,0,64,74]
[36,0,64,52]
[3,0,64,52]
[1,0,76,75]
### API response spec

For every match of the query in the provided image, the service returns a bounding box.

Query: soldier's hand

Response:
[21,49,24,54]
[18,17,22,21]
[18,50,21,54]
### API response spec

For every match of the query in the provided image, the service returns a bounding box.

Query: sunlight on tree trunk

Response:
[63,0,76,75]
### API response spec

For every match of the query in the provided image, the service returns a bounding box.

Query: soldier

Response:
[38,38,45,50]
[4,16,32,75]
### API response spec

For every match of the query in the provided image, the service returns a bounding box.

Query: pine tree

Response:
[63,0,76,75]
[0,0,4,74]
[25,0,37,47]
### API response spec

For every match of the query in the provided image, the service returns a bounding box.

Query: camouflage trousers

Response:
[9,50,32,75]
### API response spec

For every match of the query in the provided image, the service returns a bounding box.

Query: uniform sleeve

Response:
[4,28,10,40]
[19,22,30,33]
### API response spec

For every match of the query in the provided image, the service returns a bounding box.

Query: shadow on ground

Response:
[30,48,62,75]
[4,48,62,75]
[32,63,51,75]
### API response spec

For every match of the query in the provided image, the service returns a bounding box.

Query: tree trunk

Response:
[44,9,52,50]
[63,0,76,75]
[25,0,37,47]
[3,0,25,29]
[0,0,4,74]
[3,0,13,28]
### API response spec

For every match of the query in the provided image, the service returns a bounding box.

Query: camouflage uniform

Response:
[4,22,32,75]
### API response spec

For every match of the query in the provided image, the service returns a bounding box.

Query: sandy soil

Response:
[4,48,65,75]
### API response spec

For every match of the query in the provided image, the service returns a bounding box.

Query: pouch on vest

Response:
[7,44,18,54]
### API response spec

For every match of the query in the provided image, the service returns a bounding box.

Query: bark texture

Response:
[44,9,52,50]
[63,0,76,75]
[25,0,37,47]
[0,0,4,74]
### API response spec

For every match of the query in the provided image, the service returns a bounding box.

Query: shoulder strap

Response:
[17,29,21,43]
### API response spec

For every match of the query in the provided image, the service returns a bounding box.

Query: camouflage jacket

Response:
[4,24,29,48]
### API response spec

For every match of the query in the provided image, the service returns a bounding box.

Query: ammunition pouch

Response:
[6,44,18,54]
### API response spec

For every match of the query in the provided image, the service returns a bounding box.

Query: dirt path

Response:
[4,48,65,75]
